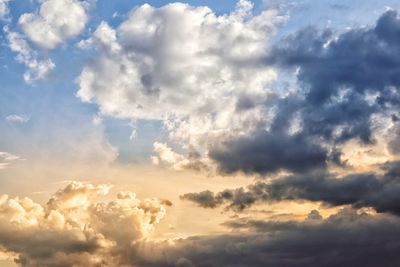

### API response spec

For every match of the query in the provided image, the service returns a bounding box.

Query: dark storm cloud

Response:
[209,11,400,176]
[209,131,328,175]
[269,10,400,143]
[132,209,400,267]
[271,10,400,105]
[183,161,400,215]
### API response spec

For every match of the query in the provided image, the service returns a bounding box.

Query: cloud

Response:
[207,10,400,176]
[4,0,90,82]
[5,114,30,123]
[2,4,400,267]
[209,130,328,175]
[77,0,279,120]
[152,142,185,166]
[131,209,400,267]
[151,142,210,172]
[0,0,10,20]
[4,28,55,82]
[0,152,20,170]
[268,10,400,144]
[388,120,400,155]
[2,185,400,267]
[77,6,400,177]
[182,161,400,215]
[19,0,90,49]
[77,0,283,167]
[0,182,168,266]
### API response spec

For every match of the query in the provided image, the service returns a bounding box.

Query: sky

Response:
[1,0,400,266]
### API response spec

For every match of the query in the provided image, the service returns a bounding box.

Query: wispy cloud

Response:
[0,151,20,170]
[5,114,30,123]
[4,27,54,83]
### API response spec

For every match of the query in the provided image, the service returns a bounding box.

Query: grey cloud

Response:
[272,11,400,105]
[3,186,400,267]
[268,10,400,143]
[388,122,400,155]
[132,209,400,267]
[209,10,400,176]
[183,161,400,215]
[209,131,328,175]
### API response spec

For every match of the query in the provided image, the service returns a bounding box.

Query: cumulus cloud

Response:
[77,0,279,120]
[19,0,90,49]
[182,161,400,215]
[77,0,283,168]
[5,28,55,82]
[5,3,400,267]
[0,152,20,170]
[206,9,400,176]
[3,185,400,267]
[76,4,400,177]
[268,10,400,143]
[0,182,168,266]
[4,0,90,82]
[151,142,210,172]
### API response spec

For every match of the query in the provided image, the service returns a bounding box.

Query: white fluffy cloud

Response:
[77,0,282,169]
[4,0,90,82]
[5,28,55,82]
[0,182,167,266]
[0,0,10,20]
[151,142,210,172]
[78,0,278,119]
[19,0,90,49]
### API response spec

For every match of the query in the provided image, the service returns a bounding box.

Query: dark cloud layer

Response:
[180,12,400,267]
[210,10,400,176]
[272,10,400,106]
[133,210,400,267]
[183,161,400,215]
[272,10,400,143]
[209,131,328,175]
[3,185,400,267]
